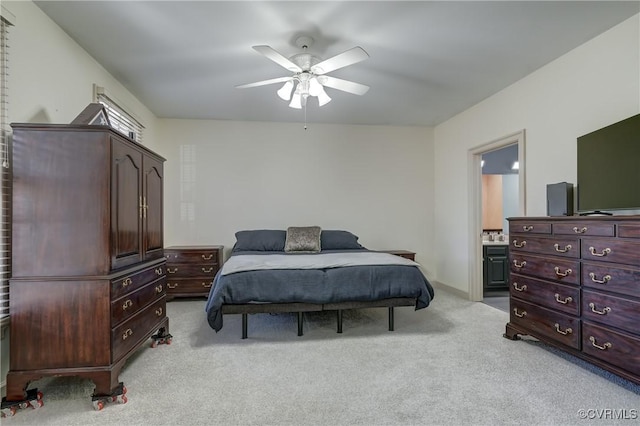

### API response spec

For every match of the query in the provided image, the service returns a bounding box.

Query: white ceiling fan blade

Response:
[236,76,292,89]
[311,46,369,75]
[253,45,301,72]
[319,75,370,96]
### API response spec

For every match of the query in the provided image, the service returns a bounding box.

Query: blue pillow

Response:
[320,230,364,250]
[233,230,286,252]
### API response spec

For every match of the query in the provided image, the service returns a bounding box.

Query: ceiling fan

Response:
[236,36,370,109]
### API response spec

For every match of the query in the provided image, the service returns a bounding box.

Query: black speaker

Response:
[547,182,574,216]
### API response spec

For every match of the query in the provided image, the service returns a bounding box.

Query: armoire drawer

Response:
[111,262,166,299]
[582,322,640,376]
[509,254,580,285]
[582,289,640,335]
[509,274,579,315]
[581,261,640,298]
[510,298,580,349]
[112,298,166,362]
[111,278,166,325]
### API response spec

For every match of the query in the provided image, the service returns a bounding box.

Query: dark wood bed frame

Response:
[221,298,416,339]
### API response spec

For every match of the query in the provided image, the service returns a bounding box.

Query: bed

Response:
[204,228,435,338]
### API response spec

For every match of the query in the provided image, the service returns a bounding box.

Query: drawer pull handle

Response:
[202,254,213,260]
[155,284,164,293]
[554,266,572,277]
[122,277,133,288]
[588,246,611,257]
[522,225,533,232]
[572,226,587,234]
[589,336,612,351]
[155,267,163,275]
[588,302,611,315]
[167,283,178,289]
[202,267,214,273]
[553,243,572,253]
[588,272,611,284]
[554,293,572,304]
[122,329,133,341]
[512,240,526,248]
[554,323,573,335]
[155,307,163,316]
[167,267,178,274]
[512,283,527,292]
[122,299,133,310]
[202,282,212,288]
[513,260,527,268]
[513,308,527,318]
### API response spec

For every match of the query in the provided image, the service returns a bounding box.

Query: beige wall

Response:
[156,119,436,274]
[433,14,640,294]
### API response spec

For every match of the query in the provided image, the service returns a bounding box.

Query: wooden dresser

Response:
[5,124,170,408]
[504,216,640,385]
[164,245,223,299]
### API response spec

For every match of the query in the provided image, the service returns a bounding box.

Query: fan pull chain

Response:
[304,102,307,130]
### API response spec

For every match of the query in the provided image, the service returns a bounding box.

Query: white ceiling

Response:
[34,1,639,127]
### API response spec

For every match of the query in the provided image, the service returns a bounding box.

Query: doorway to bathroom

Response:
[467,131,526,307]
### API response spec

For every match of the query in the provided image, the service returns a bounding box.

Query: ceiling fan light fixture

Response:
[308,77,322,97]
[289,92,302,109]
[317,87,331,106]
[277,80,294,101]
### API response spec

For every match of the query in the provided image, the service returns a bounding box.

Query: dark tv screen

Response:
[577,114,640,213]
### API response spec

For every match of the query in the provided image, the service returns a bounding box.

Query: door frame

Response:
[467,130,526,301]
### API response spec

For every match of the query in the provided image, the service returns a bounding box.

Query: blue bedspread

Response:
[204,251,435,332]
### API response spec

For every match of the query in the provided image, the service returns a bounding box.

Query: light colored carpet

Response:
[4,290,639,425]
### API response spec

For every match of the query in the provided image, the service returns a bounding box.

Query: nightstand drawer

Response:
[165,246,222,264]
[166,278,214,294]
[166,264,219,276]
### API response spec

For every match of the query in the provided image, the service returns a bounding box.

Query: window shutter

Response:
[0,6,15,322]
[94,86,145,143]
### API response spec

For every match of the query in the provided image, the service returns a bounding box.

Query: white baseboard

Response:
[432,280,470,300]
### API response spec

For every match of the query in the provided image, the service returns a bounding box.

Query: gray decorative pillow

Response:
[284,226,321,253]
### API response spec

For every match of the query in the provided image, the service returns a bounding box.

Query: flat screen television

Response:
[577,113,640,214]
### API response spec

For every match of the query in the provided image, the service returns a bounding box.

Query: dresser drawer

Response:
[582,261,640,298]
[582,322,640,376]
[111,262,166,299]
[166,278,213,294]
[165,247,221,264]
[111,278,166,325]
[510,236,579,259]
[581,238,640,267]
[510,274,579,315]
[552,222,615,237]
[510,298,580,349]
[510,254,579,285]
[509,221,552,235]
[618,224,640,239]
[582,289,640,335]
[112,297,166,362]
[166,264,219,277]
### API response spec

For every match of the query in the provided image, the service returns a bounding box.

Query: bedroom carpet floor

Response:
[4,289,639,426]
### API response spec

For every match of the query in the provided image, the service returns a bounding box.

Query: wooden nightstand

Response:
[164,245,223,300]
[381,250,416,261]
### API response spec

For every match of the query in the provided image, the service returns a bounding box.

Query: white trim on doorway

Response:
[467,130,526,301]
